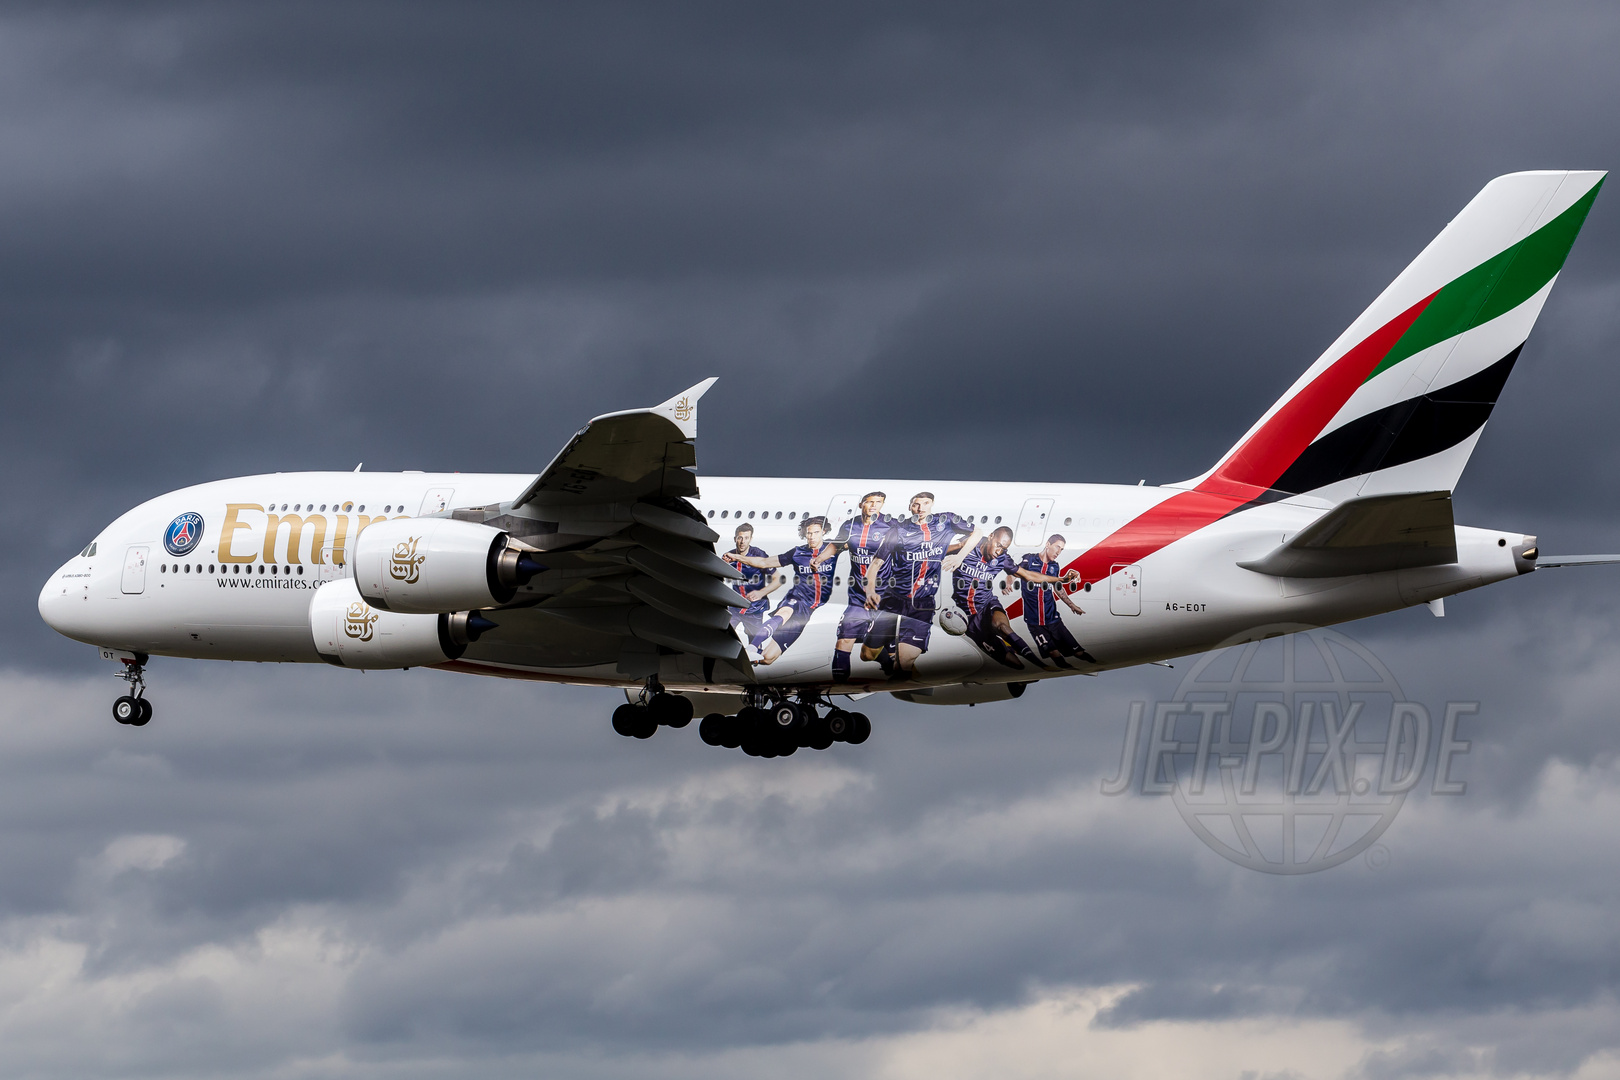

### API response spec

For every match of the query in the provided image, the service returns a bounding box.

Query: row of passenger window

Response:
[266,502,393,513]
[159,563,308,576]
[757,573,1026,591]
[703,508,1079,527]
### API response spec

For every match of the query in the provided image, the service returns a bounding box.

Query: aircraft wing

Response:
[1238,490,1457,578]
[512,379,716,509]
[453,379,749,666]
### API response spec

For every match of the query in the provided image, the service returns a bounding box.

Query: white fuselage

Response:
[39,471,1531,694]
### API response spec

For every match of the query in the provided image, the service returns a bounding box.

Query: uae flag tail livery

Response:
[1193,169,1604,505]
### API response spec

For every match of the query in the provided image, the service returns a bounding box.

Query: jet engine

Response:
[309,578,496,669]
[352,517,544,613]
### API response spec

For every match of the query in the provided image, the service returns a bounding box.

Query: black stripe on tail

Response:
[1268,344,1523,496]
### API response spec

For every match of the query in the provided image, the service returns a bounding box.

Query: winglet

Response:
[652,378,717,440]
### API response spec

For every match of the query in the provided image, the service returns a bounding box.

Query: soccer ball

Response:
[939,607,968,636]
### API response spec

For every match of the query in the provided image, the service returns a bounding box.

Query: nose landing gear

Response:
[111,653,152,727]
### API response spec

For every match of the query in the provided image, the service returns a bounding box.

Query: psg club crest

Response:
[163,512,205,557]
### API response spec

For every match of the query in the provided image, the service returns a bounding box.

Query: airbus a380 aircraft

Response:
[38,171,1620,756]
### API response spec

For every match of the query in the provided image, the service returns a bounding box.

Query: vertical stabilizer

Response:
[1181,170,1604,503]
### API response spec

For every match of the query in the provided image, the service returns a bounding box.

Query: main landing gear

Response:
[111,653,153,727]
[696,691,870,757]
[608,685,870,755]
[611,680,695,739]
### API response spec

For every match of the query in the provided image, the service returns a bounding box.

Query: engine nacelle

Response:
[353,517,543,613]
[308,578,494,669]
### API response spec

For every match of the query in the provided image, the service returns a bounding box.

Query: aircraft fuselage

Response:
[39,470,1531,695]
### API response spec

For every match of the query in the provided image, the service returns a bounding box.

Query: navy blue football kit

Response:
[950,542,1043,669]
[827,514,897,680]
[866,511,975,660]
[750,542,837,654]
[728,544,773,639]
[1018,551,1095,665]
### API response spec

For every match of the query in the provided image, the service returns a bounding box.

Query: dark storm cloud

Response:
[9,3,1620,1078]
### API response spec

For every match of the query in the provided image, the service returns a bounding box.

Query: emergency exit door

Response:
[1109,563,1141,616]
[418,488,455,516]
[121,545,149,595]
[825,494,863,532]
[1015,497,1056,546]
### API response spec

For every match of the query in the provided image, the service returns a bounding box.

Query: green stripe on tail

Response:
[1365,178,1604,383]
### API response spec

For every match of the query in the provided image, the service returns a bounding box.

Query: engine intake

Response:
[353,517,544,613]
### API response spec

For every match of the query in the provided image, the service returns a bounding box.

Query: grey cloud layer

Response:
[9,2,1620,1076]
[4,617,1620,1079]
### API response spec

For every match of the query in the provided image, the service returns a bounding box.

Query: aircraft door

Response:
[121,545,149,595]
[316,544,348,584]
[418,488,455,516]
[1015,497,1055,546]
[825,494,863,533]
[1109,563,1141,616]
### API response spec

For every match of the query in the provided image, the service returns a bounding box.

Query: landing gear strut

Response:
[112,653,152,727]
[610,679,694,739]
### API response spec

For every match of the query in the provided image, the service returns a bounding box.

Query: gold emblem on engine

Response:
[389,537,425,584]
[344,601,378,642]
[673,395,693,422]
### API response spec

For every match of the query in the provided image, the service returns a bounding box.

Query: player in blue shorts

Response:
[725,522,785,644]
[810,492,895,684]
[1019,534,1096,667]
[865,492,979,679]
[951,526,1074,669]
[722,516,836,665]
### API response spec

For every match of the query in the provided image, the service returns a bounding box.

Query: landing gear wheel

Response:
[771,702,805,734]
[131,698,152,727]
[846,712,871,745]
[648,693,694,728]
[737,706,769,756]
[805,711,835,750]
[826,709,850,742]
[113,696,138,725]
[612,702,647,738]
[699,712,727,746]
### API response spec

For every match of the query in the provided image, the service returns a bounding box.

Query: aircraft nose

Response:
[39,569,71,631]
[39,562,93,641]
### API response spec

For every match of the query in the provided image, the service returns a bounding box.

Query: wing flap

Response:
[626,550,749,607]
[626,524,741,579]
[627,577,735,630]
[631,501,719,544]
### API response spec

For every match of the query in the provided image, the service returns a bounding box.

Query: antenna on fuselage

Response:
[353,463,363,472]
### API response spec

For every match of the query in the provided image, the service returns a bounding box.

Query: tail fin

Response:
[1184,170,1604,503]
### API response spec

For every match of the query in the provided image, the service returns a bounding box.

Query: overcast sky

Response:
[8,3,1620,1078]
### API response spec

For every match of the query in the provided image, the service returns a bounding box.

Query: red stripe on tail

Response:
[1003,292,1437,621]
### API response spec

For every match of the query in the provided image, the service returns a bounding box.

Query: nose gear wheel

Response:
[111,653,153,727]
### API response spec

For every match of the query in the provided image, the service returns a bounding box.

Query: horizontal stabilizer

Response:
[1239,491,1457,578]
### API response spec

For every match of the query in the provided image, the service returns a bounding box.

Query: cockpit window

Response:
[79,542,97,557]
